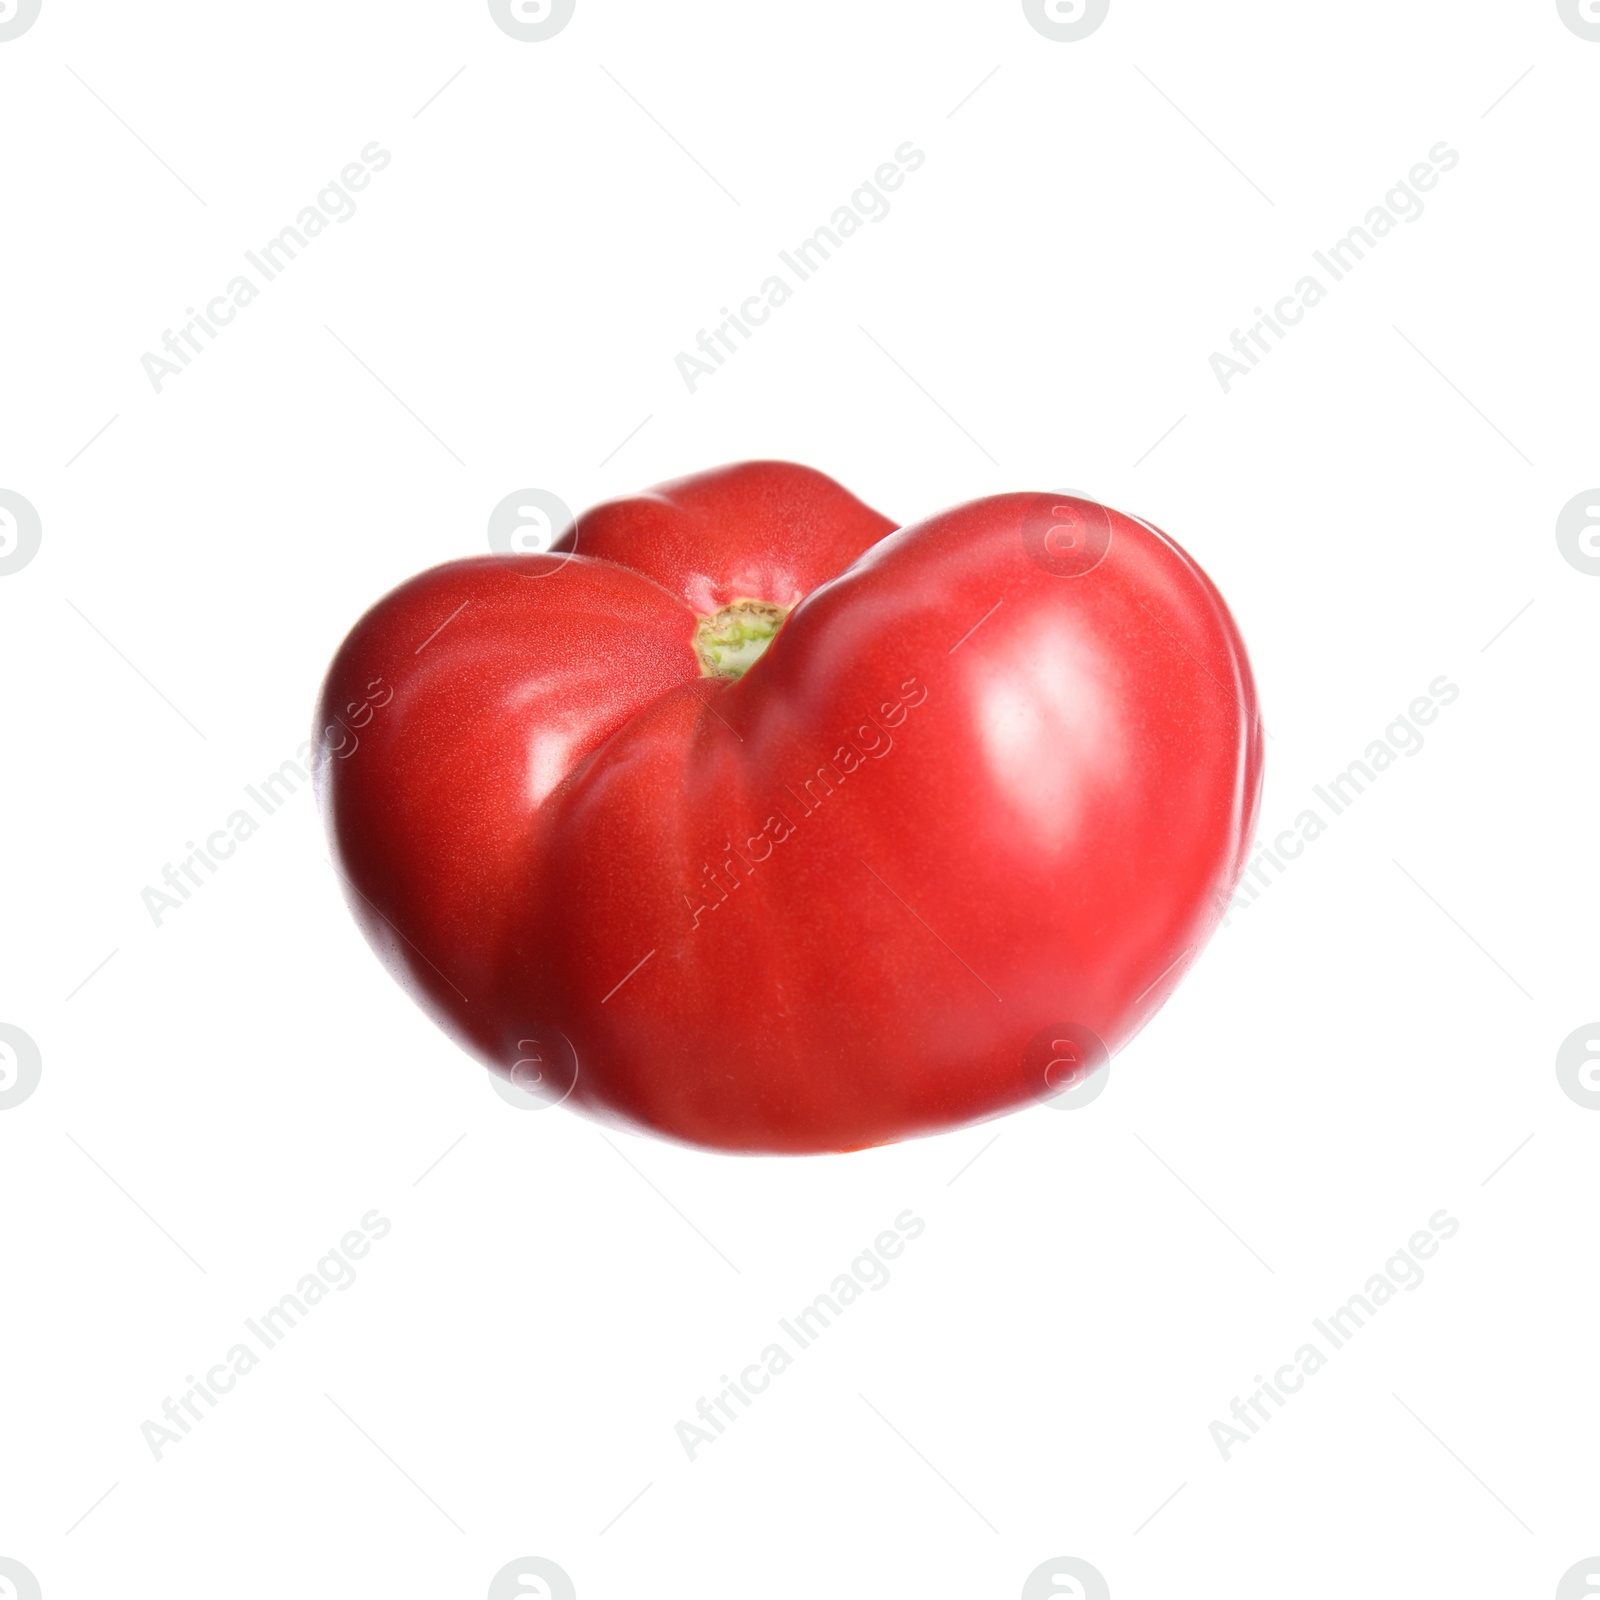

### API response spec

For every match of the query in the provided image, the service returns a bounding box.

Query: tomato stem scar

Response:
[693,599,790,679]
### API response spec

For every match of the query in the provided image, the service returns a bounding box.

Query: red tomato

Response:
[315,462,1261,1153]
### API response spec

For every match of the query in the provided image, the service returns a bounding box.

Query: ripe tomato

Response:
[315,462,1261,1153]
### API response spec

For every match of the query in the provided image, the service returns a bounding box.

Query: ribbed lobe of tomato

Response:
[550,459,898,614]
[313,553,700,1062]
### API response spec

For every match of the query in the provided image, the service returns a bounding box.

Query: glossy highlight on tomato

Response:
[315,462,1262,1154]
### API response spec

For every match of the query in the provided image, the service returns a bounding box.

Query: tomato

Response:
[315,461,1261,1153]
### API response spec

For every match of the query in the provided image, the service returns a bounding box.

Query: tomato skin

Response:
[551,458,898,615]
[312,554,702,1063]
[316,464,1261,1154]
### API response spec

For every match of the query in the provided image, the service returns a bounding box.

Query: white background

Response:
[2,2,1597,1597]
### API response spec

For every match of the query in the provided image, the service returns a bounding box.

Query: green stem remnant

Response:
[694,599,790,679]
